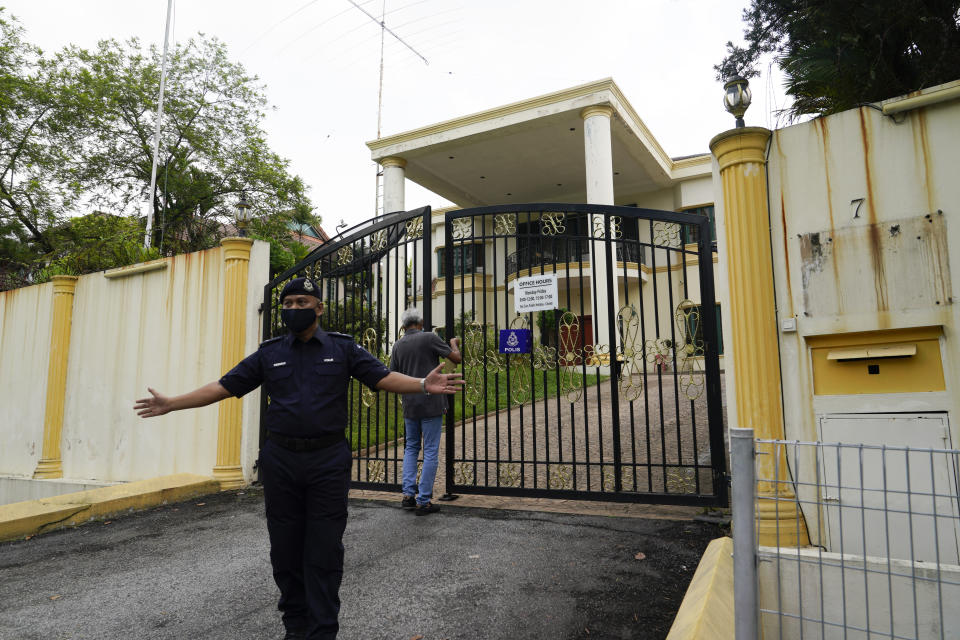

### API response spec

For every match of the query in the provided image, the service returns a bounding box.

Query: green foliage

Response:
[65,34,314,254]
[536,307,567,347]
[716,0,960,118]
[322,280,387,346]
[39,213,160,276]
[346,370,605,453]
[0,8,318,289]
[0,10,94,278]
[248,206,317,277]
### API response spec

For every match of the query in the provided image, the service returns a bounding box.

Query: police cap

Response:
[280,277,322,301]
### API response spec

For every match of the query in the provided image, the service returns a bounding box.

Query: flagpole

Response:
[144,0,174,248]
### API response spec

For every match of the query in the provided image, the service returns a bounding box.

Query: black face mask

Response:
[281,308,317,333]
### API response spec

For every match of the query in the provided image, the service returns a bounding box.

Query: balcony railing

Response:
[505,242,646,276]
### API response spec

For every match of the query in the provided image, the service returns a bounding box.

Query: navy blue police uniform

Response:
[218,279,390,640]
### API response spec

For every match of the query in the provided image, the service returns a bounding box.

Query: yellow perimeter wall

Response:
[0,242,269,487]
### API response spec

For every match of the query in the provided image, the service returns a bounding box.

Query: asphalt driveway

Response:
[0,488,722,640]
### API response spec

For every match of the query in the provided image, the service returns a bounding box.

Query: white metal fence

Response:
[730,428,960,640]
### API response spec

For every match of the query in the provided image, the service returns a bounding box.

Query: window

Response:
[682,303,723,356]
[437,244,485,277]
[681,205,716,245]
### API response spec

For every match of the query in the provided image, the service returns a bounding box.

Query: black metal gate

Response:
[443,204,726,506]
[262,203,726,505]
[261,206,432,491]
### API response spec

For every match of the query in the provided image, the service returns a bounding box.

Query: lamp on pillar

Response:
[235,191,254,237]
[723,76,752,128]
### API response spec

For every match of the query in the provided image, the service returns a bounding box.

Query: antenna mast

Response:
[343,0,427,216]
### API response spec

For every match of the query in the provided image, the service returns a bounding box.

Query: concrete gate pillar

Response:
[33,275,79,479]
[213,237,254,489]
[710,127,809,546]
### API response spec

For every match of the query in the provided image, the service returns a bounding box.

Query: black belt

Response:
[267,430,346,452]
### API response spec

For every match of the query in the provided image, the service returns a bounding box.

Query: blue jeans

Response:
[401,415,443,506]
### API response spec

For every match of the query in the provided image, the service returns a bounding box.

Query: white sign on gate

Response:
[514,274,558,314]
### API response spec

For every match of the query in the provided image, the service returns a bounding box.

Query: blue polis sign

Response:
[499,329,532,354]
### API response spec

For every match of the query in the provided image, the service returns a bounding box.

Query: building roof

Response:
[367,78,709,207]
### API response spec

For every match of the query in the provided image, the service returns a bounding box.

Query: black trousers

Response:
[260,438,351,640]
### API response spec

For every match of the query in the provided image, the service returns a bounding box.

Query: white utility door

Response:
[818,413,959,564]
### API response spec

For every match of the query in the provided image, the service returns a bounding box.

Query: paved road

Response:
[0,489,722,640]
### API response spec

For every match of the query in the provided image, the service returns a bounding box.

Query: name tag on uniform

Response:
[272,361,287,367]
[323,358,335,362]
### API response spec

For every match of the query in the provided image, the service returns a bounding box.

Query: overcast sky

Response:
[5,0,789,230]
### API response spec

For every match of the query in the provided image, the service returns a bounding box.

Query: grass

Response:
[346,367,605,452]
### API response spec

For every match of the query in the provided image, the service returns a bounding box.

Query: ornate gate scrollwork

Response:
[675,300,705,400]
[652,221,682,247]
[361,328,379,408]
[494,213,516,235]
[558,311,583,402]
[454,462,474,485]
[506,316,531,406]
[366,460,385,483]
[463,322,486,407]
[666,467,697,493]
[452,217,472,240]
[405,216,423,239]
[540,212,566,235]
[497,462,521,487]
[616,305,643,402]
[548,463,572,489]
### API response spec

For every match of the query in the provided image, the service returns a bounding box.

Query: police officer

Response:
[134,277,463,640]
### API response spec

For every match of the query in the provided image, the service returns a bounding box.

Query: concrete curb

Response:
[666,536,734,640]
[0,473,221,542]
[349,488,703,520]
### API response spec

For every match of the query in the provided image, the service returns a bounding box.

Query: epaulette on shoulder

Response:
[259,336,284,348]
[327,331,356,341]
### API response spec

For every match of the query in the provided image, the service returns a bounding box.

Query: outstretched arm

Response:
[134,381,232,418]
[446,337,462,365]
[376,363,464,395]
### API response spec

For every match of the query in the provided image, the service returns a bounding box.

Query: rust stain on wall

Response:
[816,119,836,230]
[815,117,842,311]
[799,215,950,317]
[858,108,888,311]
[914,111,936,216]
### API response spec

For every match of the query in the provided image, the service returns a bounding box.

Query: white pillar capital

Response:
[580,105,614,121]
[379,156,407,169]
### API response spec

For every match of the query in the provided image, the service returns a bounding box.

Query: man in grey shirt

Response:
[389,308,462,515]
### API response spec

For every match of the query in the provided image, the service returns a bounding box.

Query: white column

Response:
[581,106,620,363]
[380,156,407,349]
[381,156,406,215]
[582,106,615,205]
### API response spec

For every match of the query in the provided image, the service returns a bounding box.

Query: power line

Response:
[299,14,377,63]
[241,0,320,54]
[278,0,379,54]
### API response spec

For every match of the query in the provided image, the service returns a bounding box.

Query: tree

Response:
[36,213,159,280]
[0,10,94,287]
[0,10,320,290]
[716,0,960,118]
[65,34,314,255]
